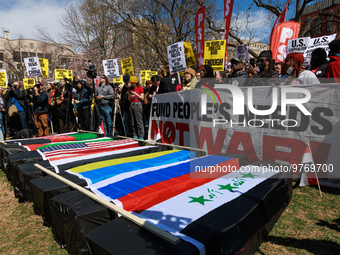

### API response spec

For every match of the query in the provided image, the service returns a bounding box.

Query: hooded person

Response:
[323,38,340,83]
[119,74,131,136]
[309,48,328,80]
[279,52,320,85]
[74,80,91,131]
[244,50,279,86]
[182,68,199,90]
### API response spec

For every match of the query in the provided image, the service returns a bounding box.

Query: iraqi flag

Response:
[88,157,291,254]
[300,145,318,186]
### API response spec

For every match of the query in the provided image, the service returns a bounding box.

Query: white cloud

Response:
[0,0,74,40]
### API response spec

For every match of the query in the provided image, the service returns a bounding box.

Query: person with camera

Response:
[74,80,91,131]
[32,83,49,137]
[3,81,28,138]
[128,76,144,140]
[95,75,114,136]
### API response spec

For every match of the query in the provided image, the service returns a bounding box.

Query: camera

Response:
[84,65,97,79]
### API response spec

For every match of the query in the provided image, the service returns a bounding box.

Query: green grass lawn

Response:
[0,169,339,255]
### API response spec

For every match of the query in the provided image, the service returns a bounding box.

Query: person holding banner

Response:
[226,58,247,86]
[33,83,49,137]
[95,75,114,136]
[128,76,144,140]
[3,81,28,138]
[182,68,199,90]
[244,50,279,86]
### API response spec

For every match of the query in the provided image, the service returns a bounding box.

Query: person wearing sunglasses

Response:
[244,50,279,86]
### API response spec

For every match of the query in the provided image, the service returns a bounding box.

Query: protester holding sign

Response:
[128,76,144,139]
[33,83,49,137]
[3,81,28,138]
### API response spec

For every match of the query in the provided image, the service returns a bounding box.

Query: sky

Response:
[0,0,74,40]
[0,0,308,43]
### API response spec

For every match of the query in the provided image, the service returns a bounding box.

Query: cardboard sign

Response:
[167,41,186,74]
[103,59,120,79]
[121,57,134,76]
[24,57,42,77]
[55,69,73,81]
[145,71,158,83]
[23,78,36,89]
[204,40,226,71]
[0,70,7,89]
[236,44,249,62]
[114,75,123,85]
[140,70,150,87]
[39,58,49,78]
[183,41,197,67]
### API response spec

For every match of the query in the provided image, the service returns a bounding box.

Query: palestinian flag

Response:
[86,158,291,254]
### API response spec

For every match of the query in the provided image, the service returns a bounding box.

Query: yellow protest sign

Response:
[145,71,158,83]
[184,41,196,67]
[204,40,226,71]
[39,58,49,78]
[121,57,134,76]
[0,70,7,89]
[140,70,150,86]
[23,78,36,89]
[114,75,123,84]
[55,69,73,81]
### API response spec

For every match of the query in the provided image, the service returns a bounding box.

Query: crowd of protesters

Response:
[2,38,340,139]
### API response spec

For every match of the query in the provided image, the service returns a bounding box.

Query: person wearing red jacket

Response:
[323,38,340,83]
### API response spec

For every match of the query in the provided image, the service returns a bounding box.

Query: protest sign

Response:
[23,78,36,89]
[183,41,197,67]
[114,75,123,85]
[24,57,42,78]
[55,69,73,81]
[145,71,158,83]
[103,59,120,79]
[236,44,249,62]
[167,41,186,74]
[140,70,150,87]
[288,34,336,66]
[39,58,49,78]
[121,57,134,76]
[204,40,226,71]
[0,70,7,89]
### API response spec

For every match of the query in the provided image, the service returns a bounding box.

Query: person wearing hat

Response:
[128,76,144,139]
[182,68,199,90]
[33,82,49,137]
[120,74,131,136]
[323,38,340,83]
[95,75,115,136]
[226,57,248,86]
[244,50,279,86]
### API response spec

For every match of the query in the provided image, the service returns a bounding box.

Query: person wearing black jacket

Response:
[3,81,28,138]
[33,83,49,137]
[74,80,91,131]
[120,74,131,136]
[309,48,328,82]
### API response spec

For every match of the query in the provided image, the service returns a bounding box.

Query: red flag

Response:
[269,0,289,48]
[224,0,235,69]
[270,21,300,63]
[300,144,318,186]
[99,121,105,135]
[195,5,206,69]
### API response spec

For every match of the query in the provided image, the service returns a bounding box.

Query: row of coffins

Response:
[0,135,292,255]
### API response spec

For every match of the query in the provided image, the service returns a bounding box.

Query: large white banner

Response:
[103,59,120,79]
[24,57,42,78]
[167,41,186,74]
[148,84,340,181]
[288,34,336,66]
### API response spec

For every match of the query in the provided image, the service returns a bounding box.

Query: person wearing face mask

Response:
[309,48,328,81]
[280,52,320,85]
[244,50,279,86]
[226,57,248,86]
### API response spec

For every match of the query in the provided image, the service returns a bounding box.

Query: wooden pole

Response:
[34,163,180,244]
[117,135,207,153]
